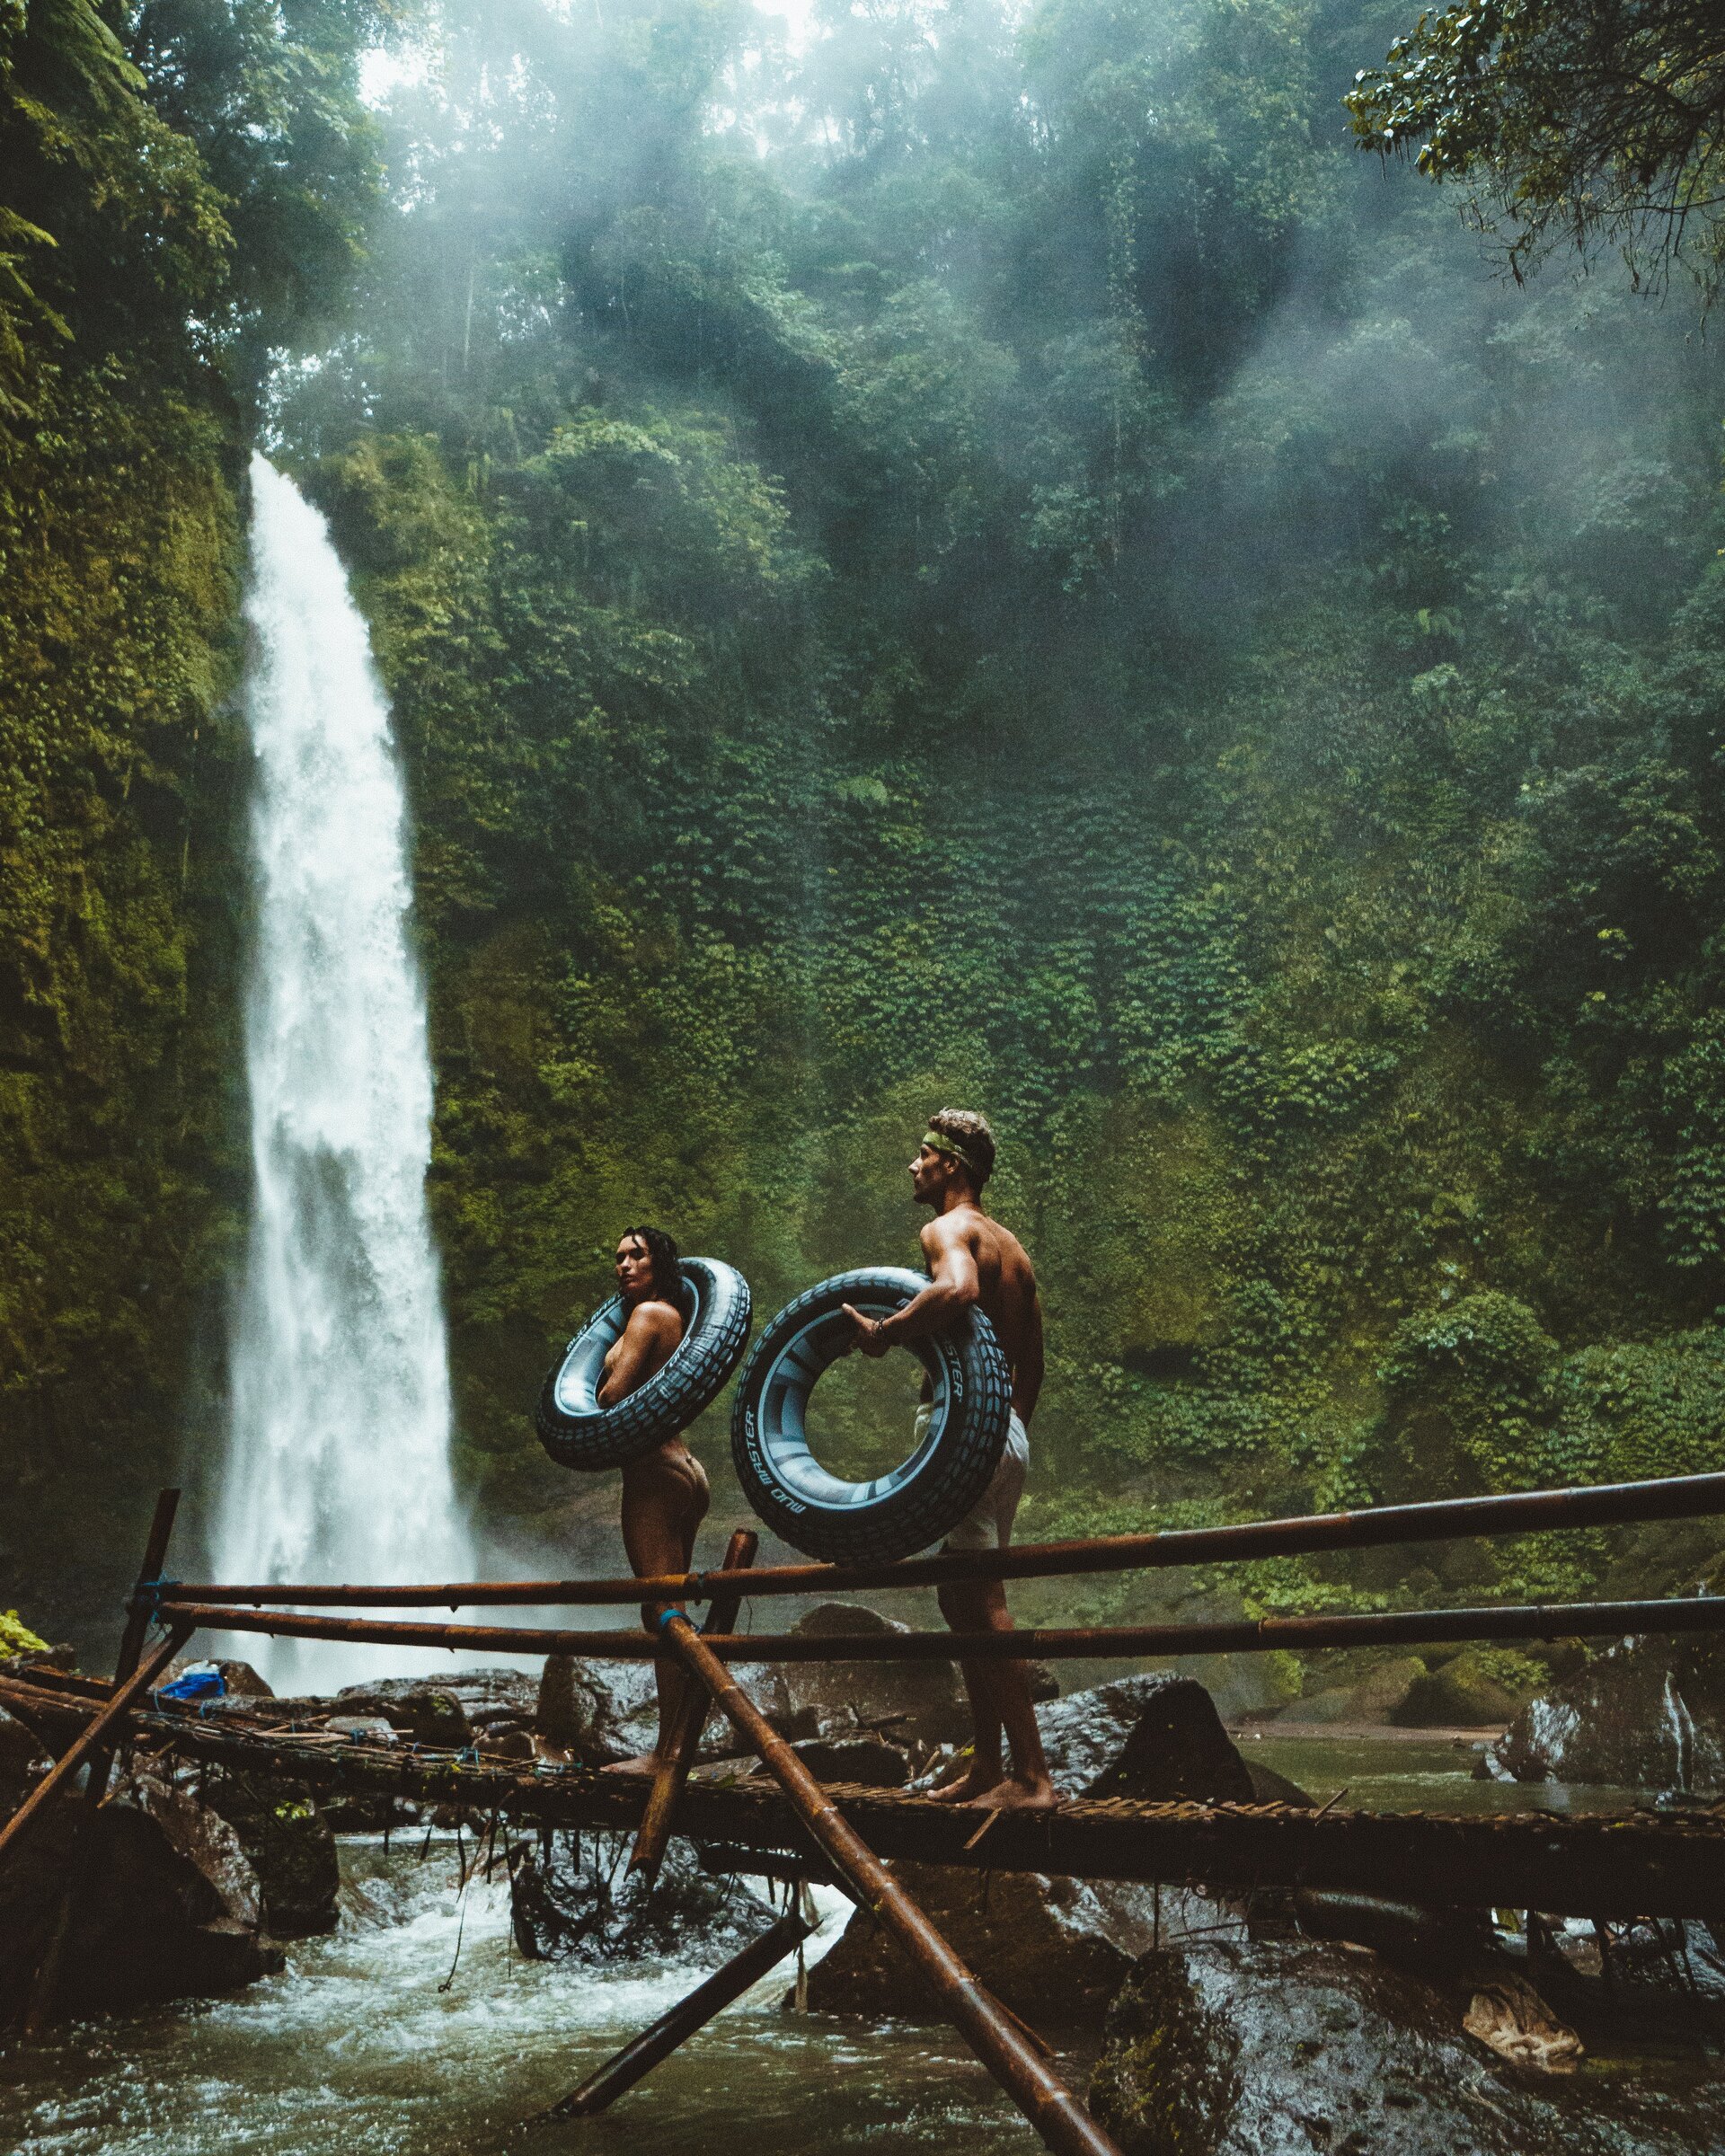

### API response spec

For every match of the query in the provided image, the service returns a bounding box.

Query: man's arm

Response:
[597,1303,682,1405]
[1013,1286,1044,1423]
[844,1218,978,1356]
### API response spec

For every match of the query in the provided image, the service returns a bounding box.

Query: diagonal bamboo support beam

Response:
[628,1528,757,1887]
[0,1625,192,1870]
[525,1907,816,2125]
[659,1613,1123,2156]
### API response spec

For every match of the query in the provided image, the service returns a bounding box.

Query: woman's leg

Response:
[607,1445,712,1774]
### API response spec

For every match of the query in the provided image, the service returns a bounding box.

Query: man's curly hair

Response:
[928,1107,996,1188]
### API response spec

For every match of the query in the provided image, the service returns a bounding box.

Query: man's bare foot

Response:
[965,1773,1062,1812]
[924,1767,1004,1805]
[601,1753,661,1778]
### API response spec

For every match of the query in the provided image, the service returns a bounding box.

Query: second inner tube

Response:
[535,1255,752,1471]
[730,1266,1012,1563]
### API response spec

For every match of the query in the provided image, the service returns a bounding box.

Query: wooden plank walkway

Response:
[5,1674,1720,1921]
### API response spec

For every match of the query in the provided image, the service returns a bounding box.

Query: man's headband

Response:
[922,1130,983,1177]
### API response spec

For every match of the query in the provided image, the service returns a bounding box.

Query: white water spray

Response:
[216,455,470,1689]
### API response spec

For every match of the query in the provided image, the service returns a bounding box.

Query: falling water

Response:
[215,454,470,1689]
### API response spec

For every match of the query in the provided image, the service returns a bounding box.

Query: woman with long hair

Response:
[597,1224,711,1774]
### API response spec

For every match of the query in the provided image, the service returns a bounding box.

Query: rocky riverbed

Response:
[4,1642,1723,2153]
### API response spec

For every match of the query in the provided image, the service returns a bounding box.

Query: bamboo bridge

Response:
[4,1470,1725,2153]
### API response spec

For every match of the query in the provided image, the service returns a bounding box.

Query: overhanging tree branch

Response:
[1346,0,1725,300]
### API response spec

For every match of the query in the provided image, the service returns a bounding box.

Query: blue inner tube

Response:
[730,1266,1012,1563]
[535,1256,752,1471]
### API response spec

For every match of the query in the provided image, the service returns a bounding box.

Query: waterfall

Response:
[215,454,470,1690]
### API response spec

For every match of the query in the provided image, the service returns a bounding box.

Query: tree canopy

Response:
[1347,0,1725,298]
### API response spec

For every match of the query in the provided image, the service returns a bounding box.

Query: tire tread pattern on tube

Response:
[535,1256,752,1471]
[730,1265,1012,1564]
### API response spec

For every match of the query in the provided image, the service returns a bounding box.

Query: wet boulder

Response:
[306,1667,542,1750]
[552,1654,800,1764]
[808,1675,1259,2026]
[1090,1939,1725,2156]
[1038,1673,1256,1802]
[332,1676,473,1747]
[535,1652,602,1758]
[433,1666,540,1738]
[1276,1656,1429,1728]
[213,1659,275,1699]
[0,1763,283,2025]
[323,1713,398,1745]
[1488,1635,1724,1796]
[0,1703,45,1810]
[803,1860,1231,2026]
[1396,1648,1528,1728]
[535,1653,654,1763]
[781,1604,967,1747]
[199,1771,341,1937]
[1289,1888,1494,1970]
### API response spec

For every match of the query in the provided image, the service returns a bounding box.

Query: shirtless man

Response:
[596,1224,711,1777]
[844,1109,1057,1811]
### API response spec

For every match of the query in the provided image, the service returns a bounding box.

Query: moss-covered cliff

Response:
[0,0,377,1644]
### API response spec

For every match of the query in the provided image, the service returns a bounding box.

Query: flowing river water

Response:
[0,1734,1652,2155]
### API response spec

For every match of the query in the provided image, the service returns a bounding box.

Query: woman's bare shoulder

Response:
[625,1296,685,1339]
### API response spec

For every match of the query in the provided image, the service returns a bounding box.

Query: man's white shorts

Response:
[912,1407,1029,1551]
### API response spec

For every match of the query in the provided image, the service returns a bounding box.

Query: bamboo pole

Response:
[628,1528,757,1886]
[0,1627,191,1869]
[658,1613,1122,2156]
[526,1909,817,2123]
[114,1489,182,1687]
[160,1466,1725,1607]
[155,1593,1725,1664]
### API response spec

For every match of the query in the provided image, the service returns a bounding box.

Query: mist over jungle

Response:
[5,0,1725,1677]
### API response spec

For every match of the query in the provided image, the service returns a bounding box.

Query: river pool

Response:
[0,1732,1663,2156]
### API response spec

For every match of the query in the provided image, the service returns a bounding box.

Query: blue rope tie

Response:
[131,1577,171,1623]
[656,1607,692,1633]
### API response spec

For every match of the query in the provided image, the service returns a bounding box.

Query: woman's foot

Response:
[601,1753,661,1778]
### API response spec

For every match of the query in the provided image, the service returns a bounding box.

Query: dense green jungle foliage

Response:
[5,0,1725,1676]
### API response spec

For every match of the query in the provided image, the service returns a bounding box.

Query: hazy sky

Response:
[359,0,819,105]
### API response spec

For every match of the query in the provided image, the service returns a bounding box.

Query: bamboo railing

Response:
[159,1465,1725,1608]
[156,1590,1725,1663]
